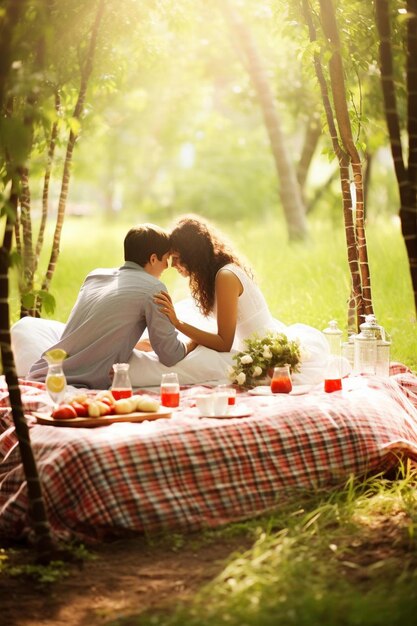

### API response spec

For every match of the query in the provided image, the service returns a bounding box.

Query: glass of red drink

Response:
[324,378,342,393]
[324,355,343,393]
[111,363,133,400]
[270,365,292,394]
[216,385,236,406]
[160,373,180,408]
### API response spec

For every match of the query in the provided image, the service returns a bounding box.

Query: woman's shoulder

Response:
[218,262,244,276]
[217,263,253,282]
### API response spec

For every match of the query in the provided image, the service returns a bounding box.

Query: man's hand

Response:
[135,338,153,352]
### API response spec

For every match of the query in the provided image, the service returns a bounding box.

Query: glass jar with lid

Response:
[353,328,377,375]
[359,314,391,377]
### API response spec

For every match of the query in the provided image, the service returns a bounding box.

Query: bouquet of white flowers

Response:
[229,332,301,388]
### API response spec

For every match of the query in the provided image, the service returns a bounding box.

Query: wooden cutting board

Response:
[33,408,172,428]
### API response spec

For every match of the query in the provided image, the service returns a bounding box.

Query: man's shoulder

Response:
[119,267,167,294]
[87,267,118,278]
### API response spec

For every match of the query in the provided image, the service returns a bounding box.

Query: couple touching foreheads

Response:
[25,215,328,389]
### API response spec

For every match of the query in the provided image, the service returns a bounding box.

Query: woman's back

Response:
[220,264,286,349]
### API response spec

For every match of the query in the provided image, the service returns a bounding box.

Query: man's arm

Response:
[145,295,187,366]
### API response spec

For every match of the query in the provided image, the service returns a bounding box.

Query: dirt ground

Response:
[0,532,253,626]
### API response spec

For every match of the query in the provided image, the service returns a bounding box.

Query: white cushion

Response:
[11,317,65,377]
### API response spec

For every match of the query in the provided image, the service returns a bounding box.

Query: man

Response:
[28,224,195,388]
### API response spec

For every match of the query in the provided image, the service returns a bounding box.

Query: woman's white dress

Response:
[11,263,329,387]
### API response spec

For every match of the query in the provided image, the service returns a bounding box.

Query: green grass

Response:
[10,213,417,371]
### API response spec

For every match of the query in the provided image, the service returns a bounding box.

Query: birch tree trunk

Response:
[218,0,309,241]
[318,0,373,318]
[301,0,364,330]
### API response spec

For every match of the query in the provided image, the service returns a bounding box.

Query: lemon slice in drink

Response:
[45,348,67,364]
[46,375,66,393]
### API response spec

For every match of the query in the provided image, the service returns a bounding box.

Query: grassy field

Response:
[6,213,417,624]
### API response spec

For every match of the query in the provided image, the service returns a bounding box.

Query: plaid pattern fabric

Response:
[1,367,417,542]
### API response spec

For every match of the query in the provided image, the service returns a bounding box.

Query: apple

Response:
[52,404,78,420]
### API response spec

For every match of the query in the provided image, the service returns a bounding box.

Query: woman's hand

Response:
[154,291,179,327]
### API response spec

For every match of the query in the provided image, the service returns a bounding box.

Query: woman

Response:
[154,215,287,353]
[154,216,329,386]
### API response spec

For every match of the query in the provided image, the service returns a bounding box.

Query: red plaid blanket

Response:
[1,366,417,542]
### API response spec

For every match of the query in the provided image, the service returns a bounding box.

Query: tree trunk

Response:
[296,114,322,196]
[218,0,309,241]
[1,192,56,564]
[37,0,106,311]
[35,91,61,273]
[301,0,364,330]
[319,0,373,319]
[375,0,417,313]
[363,152,373,217]
[0,0,56,562]
[19,167,35,317]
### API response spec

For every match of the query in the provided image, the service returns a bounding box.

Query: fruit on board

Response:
[52,404,78,420]
[71,401,89,417]
[114,397,137,414]
[87,400,112,417]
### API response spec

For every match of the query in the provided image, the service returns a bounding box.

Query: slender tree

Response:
[1,0,106,560]
[0,0,55,562]
[301,0,375,329]
[37,0,106,307]
[218,0,309,241]
[375,0,417,314]
[9,0,107,316]
[319,0,373,316]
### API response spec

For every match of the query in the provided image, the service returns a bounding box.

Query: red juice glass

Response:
[270,365,292,394]
[160,373,180,408]
[324,378,342,393]
[111,388,133,400]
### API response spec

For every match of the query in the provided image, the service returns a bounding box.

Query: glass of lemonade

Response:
[44,349,67,406]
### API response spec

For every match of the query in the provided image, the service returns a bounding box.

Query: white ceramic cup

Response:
[195,394,215,417]
[212,391,228,416]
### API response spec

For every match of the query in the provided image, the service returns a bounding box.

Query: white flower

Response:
[262,345,272,359]
[252,366,263,377]
[236,372,246,386]
[240,354,253,365]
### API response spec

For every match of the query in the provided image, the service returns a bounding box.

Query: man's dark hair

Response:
[124,224,171,267]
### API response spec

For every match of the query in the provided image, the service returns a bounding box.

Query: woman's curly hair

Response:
[170,215,252,316]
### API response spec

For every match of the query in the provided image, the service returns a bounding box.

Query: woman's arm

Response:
[154,269,242,352]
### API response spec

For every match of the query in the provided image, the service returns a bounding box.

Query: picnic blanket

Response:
[1,367,417,543]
